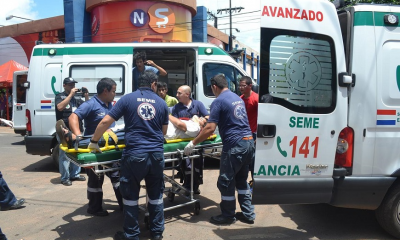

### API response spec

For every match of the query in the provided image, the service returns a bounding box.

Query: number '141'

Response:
[289,136,319,158]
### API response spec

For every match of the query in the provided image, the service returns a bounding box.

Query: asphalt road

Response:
[0,126,396,240]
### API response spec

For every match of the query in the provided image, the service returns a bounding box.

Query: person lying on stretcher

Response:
[165,115,208,140]
[56,115,208,149]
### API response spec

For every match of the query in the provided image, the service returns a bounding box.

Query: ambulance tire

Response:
[375,182,400,239]
[52,144,60,169]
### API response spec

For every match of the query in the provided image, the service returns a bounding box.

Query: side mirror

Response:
[339,72,356,87]
[23,82,30,89]
[333,0,345,9]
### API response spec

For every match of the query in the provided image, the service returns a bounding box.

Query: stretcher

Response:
[60,133,223,223]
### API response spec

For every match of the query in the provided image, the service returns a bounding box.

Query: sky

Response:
[0,0,64,66]
[0,0,260,66]
[197,0,261,52]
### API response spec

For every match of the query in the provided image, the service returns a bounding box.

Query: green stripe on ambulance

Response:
[255,165,300,176]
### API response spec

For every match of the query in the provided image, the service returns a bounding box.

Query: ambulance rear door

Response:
[12,70,28,135]
[253,0,349,204]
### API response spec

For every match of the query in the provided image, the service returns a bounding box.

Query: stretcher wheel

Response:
[167,192,175,202]
[144,216,150,230]
[194,202,200,215]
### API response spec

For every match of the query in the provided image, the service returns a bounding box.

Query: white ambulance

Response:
[253,0,400,238]
[23,42,251,167]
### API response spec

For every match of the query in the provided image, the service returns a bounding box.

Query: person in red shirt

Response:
[239,76,258,186]
[239,76,258,139]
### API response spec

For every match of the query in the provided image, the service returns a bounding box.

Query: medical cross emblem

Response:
[234,105,246,119]
[138,103,156,120]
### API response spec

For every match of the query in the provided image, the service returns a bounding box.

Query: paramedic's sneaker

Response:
[113,231,129,240]
[235,212,255,224]
[87,209,109,217]
[1,198,25,211]
[61,180,72,186]
[152,235,163,240]
[209,214,236,225]
[71,176,86,181]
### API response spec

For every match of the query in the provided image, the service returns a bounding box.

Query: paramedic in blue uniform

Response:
[132,51,167,91]
[184,74,256,225]
[0,171,25,240]
[171,85,209,194]
[69,78,123,217]
[88,71,168,240]
[55,77,88,186]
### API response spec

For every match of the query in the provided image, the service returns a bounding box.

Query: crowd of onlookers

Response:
[0,90,12,122]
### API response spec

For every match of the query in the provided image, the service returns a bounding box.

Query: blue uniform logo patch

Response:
[234,105,246,119]
[138,103,156,120]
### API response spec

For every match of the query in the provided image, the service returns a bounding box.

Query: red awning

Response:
[0,60,28,88]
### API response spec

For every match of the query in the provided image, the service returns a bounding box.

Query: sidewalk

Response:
[0,125,14,134]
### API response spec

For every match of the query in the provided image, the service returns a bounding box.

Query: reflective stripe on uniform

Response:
[237,189,250,195]
[221,195,235,201]
[123,198,138,206]
[148,197,163,205]
[87,187,102,193]
[112,182,120,188]
[185,171,192,175]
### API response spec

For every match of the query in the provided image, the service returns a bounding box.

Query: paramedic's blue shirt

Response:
[208,90,252,151]
[132,66,159,90]
[74,95,115,135]
[171,99,209,118]
[108,87,169,154]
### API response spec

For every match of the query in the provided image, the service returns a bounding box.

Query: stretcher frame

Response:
[64,141,223,226]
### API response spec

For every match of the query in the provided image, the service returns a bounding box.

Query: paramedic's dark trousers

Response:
[0,171,17,210]
[86,163,123,212]
[0,227,7,240]
[119,152,165,240]
[183,157,202,192]
[0,172,15,240]
[218,139,256,220]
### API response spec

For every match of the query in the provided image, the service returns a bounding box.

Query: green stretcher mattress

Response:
[66,135,222,165]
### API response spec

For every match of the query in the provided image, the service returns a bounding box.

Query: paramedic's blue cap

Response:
[63,77,78,84]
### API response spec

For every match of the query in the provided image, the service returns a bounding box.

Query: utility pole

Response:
[217,2,244,51]
[207,11,218,28]
[229,0,232,51]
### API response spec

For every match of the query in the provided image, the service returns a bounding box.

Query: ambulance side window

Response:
[69,65,125,95]
[203,63,243,97]
[259,28,337,114]
[16,75,27,103]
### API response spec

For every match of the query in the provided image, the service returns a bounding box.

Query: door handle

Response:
[257,124,276,138]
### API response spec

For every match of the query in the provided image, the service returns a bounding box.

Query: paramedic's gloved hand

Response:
[88,142,102,153]
[184,141,195,155]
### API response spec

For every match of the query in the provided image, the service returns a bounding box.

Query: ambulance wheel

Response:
[167,192,175,202]
[376,182,400,238]
[52,144,60,169]
[194,202,200,215]
[144,216,150,230]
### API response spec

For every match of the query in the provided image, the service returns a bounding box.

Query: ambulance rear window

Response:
[259,29,337,114]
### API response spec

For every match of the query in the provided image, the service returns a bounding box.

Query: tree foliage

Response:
[334,0,400,5]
